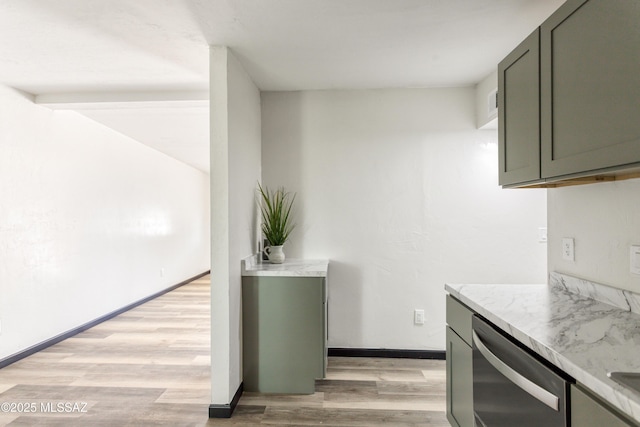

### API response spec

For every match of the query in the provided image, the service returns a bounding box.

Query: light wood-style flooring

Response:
[0,275,447,426]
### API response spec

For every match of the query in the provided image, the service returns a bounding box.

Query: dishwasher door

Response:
[472,315,570,427]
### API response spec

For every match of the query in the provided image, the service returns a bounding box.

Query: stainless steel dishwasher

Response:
[472,315,572,426]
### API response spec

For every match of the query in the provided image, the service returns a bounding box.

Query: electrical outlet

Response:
[160,268,165,277]
[414,309,425,325]
[630,246,640,275]
[562,238,575,261]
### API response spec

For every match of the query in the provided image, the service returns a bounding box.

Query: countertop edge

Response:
[241,256,329,277]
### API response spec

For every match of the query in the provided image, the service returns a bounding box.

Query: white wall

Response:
[548,179,640,292]
[210,47,261,405]
[261,88,547,350]
[0,84,210,361]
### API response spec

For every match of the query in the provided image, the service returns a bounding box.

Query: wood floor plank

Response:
[259,406,447,426]
[329,357,444,370]
[315,379,378,393]
[156,387,211,404]
[0,274,448,426]
[376,380,446,396]
[326,367,431,382]
[238,392,325,408]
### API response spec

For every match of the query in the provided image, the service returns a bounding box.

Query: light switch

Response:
[538,227,548,243]
[630,246,640,275]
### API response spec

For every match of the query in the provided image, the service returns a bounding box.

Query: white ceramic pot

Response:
[263,245,285,264]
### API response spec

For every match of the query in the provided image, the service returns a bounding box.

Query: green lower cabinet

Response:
[571,385,638,427]
[242,276,326,394]
[445,293,640,426]
[446,327,474,427]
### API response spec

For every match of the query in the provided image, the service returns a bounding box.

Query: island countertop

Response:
[446,273,640,423]
[241,256,329,277]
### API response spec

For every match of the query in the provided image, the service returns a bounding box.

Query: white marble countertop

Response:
[241,256,329,277]
[446,277,640,423]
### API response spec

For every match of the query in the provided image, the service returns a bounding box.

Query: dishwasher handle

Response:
[472,330,560,411]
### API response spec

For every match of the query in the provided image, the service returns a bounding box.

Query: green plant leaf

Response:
[257,182,296,246]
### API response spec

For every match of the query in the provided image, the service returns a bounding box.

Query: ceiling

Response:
[0,0,565,173]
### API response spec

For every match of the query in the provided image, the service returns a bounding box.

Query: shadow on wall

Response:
[262,91,306,258]
[327,261,363,348]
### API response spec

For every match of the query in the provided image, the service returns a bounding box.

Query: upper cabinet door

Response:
[498,29,541,186]
[541,0,640,178]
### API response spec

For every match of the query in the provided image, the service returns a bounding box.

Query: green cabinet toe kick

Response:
[242,275,327,394]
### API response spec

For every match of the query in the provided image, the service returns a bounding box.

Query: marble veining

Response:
[550,272,640,316]
[445,281,640,423]
[242,255,329,277]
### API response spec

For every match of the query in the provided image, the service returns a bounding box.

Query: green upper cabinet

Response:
[499,0,640,187]
[541,0,640,179]
[498,28,540,187]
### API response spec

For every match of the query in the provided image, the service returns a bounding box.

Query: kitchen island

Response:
[446,273,640,424]
[241,256,329,394]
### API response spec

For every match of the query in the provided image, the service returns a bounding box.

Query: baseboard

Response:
[0,270,210,370]
[209,382,243,418]
[328,348,446,360]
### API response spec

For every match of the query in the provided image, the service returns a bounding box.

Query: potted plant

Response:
[257,183,296,263]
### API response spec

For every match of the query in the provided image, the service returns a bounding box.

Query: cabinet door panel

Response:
[541,0,640,178]
[446,295,473,346]
[499,28,541,186]
[571,385,635,426]
[242,276,325,393]
[446,327,474,427]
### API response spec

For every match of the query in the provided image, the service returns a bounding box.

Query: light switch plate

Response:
[630,246,640,275]
[538,227,548,243]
